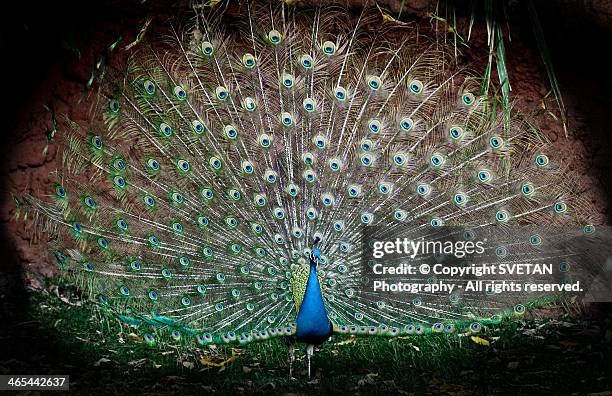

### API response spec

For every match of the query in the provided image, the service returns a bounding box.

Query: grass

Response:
[21,277,599,394]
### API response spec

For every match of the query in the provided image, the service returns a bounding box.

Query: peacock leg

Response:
[306,344,314,378]
[289,343,295,378]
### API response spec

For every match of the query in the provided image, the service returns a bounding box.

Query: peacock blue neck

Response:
[296,260,332,345]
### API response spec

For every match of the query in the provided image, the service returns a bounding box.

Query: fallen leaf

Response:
[336,336,356,346]
[470,336,490,346]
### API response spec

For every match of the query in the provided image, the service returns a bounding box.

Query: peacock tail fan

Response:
[15,0,603,348]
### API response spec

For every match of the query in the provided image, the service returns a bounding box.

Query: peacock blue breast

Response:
[296,262,332,345]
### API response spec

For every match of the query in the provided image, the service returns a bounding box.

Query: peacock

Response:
[14,0,606,377]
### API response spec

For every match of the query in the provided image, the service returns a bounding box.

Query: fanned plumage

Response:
[16,0,600,350]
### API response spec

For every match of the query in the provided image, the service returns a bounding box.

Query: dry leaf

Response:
[470,336,490,346]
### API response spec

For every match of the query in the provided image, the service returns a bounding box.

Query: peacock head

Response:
[309,237,322,266]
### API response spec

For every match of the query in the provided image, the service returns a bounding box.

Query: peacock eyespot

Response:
[462,92,475,105]
[367,75,382,90]
[399,117,413,131]
[55,185,66,198]
[201,41,214,56]
[84,196,97,209]
[159,123,172,137]
[535,154,549,167]
[92,135,103,149]
[334,86,347,101]
[147,158,160,171]
[268,29,282,44]
[300,54,313,68]
[113,176,126,188]
[130,260,141,270]
[554,202,567,214]
[449,126,464,139]
[489,136,503,149]
[143,80,155,94]
[368,119,381,133]
[242,53,256,68]
[174,86,187,100]
[113,158,126,170]
[109,99,120,113]
[409,80,423,94]
[116,219,128,231]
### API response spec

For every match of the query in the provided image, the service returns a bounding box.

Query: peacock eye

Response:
[242,53,256,68]
[201,41,214,56]
[535,154,549,167]
[241,160,254,174]
[113,175,126,188]
[84,196,97,209]
[243,97,257,111]
[521,182,535,196]
[449,126,464,139]
[143,80,155,94]
[554,201,567,214]
[399,117,413,131]
[144,195,155,207]
[430,153,445,168]
[328,158,342,171]
[280,112,293,126]
[394,209,408,221]
[159,123,172,137]
[393,152,407,166]
[91,135,103,149]
[302,152,315,165]
[409,79,423,94]
[416,183,431,197]
[224,124,238,139]
[264,169,278,183]
[209,156,222,170]
[367,75,382,90]
[477,169,492,182]
[177,159,190,172]
[334,86,347,101]
[348,184,361,197]
[268,29,282,44]
[313,134,328,149]
[258,133,272,148]
[113,158,126,170]
[360,153,374,166]
[321,193,334,206]
[173,85,187,100]
[192,120,205,134]
[360,212,373,224]
[453,192,467,206]
[300,54,314,69]
[495,209,510,223]
[281,73,294,88]
[109,99,120,113]
[147,158,160,171]
[197,215,209,227]
[303,98,316,112]
[55,185,66,198]
[215,86,229,100]
[306,207,318,219]
[321,40,336,55]
[368,119,381,133]
[462,92,475,105]
[201,187,214,200]
[489,135,503,149]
